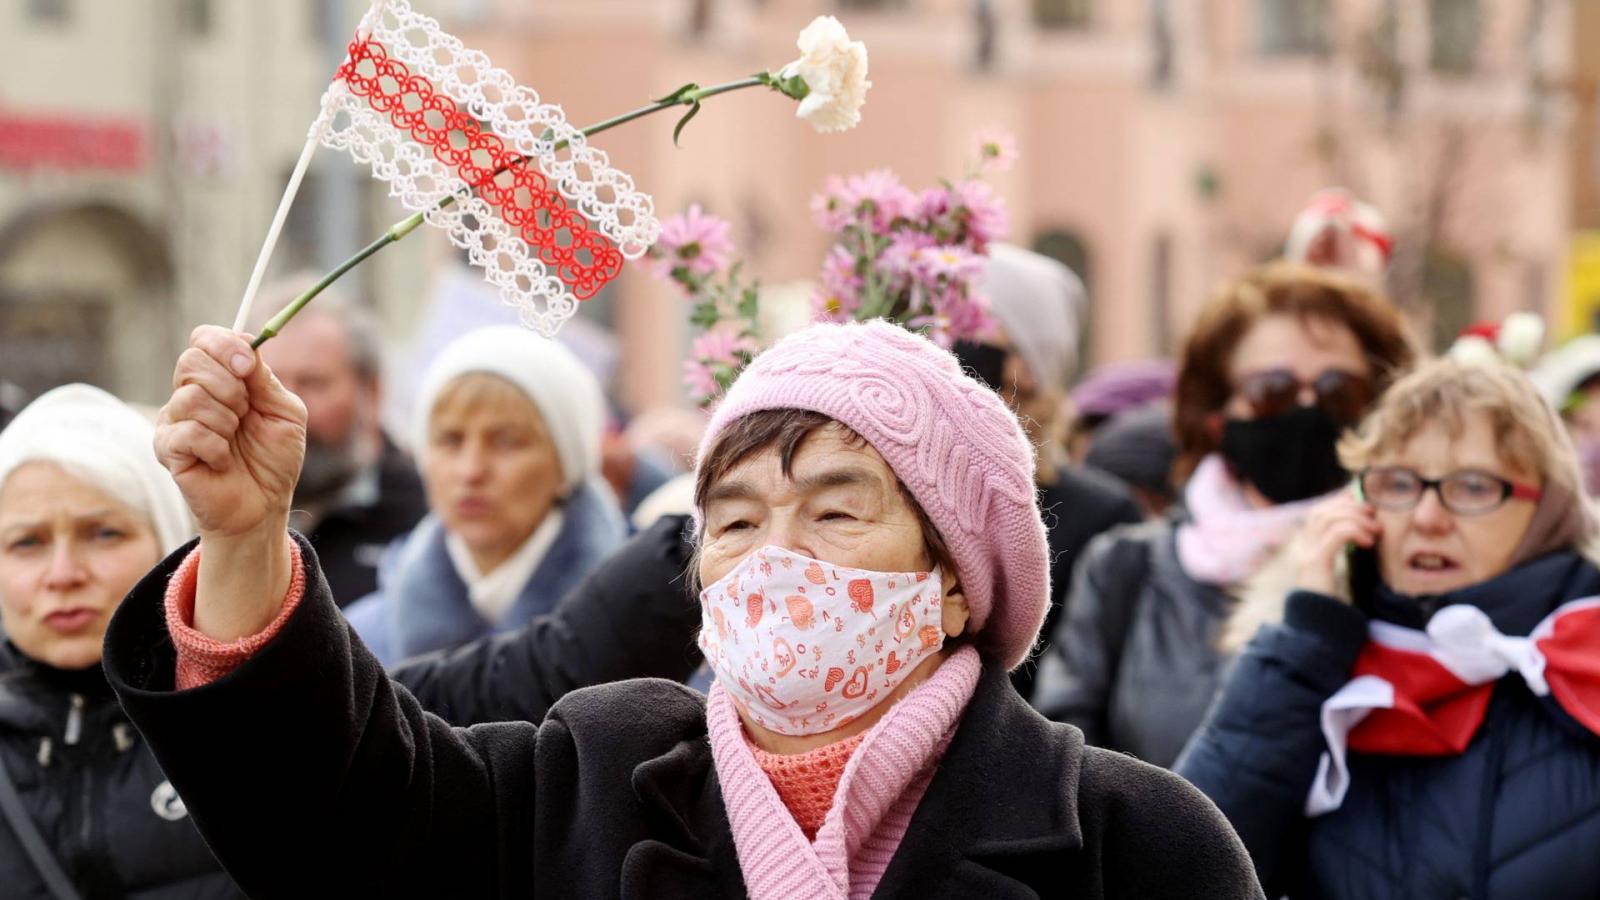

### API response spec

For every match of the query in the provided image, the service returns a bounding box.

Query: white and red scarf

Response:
[1307,598,1600,815]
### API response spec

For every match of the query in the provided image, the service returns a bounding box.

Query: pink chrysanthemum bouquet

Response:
[652,128,1017,406]
[808,150,1011,347]
[647,205,761,407]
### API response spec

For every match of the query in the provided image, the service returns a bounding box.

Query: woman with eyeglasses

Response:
[1176,355,1600,898]
[1032,262,1416,767]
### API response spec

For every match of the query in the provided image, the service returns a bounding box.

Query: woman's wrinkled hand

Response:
[1292,492,1380,598]
[154,326,307,541]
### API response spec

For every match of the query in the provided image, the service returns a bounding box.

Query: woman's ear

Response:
[940,571,970,638]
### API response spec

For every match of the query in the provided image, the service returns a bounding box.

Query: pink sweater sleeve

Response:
[164,537,308,691]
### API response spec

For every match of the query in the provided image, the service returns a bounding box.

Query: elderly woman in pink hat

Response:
[103,321,1261,899]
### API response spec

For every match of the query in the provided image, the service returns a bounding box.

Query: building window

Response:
[1150,0,1174,89]
[1424,249,1476,350]
[1035,0,1092,30]
[1033,228,1094,376]
[1523,260,1548,313]
[1034,229,1093,292]
[1257,0,1329,56]
[1429,0,1480,75]
[181,0,213,37]
[1150,232,1173,353]
[27,0,69,24]
[836,0,909,10]
[309,0,333,43]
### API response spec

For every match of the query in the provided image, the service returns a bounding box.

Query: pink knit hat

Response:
[698,320,1050,670]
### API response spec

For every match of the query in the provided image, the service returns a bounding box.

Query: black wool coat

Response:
[388,514,703,726]
[105,534,1263,899]
[1014,465,1144,701]
[1033,518,1234,768]
[0,642,243,899]
[308,435,429,606]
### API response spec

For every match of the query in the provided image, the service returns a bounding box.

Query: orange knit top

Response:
[746,730,869,841]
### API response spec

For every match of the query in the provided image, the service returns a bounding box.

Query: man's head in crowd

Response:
[253,277,386,511]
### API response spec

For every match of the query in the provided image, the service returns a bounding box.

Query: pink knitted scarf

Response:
[1175,455,1327,586]
[707,645,982,900]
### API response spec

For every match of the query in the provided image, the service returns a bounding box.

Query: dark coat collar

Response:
[1372,550,1600,634]
[627,660,1082,898]
[873,661,1084,896]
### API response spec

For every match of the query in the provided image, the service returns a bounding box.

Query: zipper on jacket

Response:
[64,693,84,746]
[36,737,52,767]
[112,723,134,753]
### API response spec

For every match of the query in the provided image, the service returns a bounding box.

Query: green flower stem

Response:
[687,76,767,103]
[250,75,771,349]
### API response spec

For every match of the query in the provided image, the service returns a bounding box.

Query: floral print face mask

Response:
[698,545,946,736]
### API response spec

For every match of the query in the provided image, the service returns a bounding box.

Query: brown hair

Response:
[692,409,956,581]
[1172,261,1416,482]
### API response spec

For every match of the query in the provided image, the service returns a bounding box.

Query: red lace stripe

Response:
[337,36,622,300]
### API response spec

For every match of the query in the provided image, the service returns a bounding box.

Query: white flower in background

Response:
[779,16,871,134]
[1496,312,1546,368]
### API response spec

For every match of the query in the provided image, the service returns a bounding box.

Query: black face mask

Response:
[1219,405,1350,504]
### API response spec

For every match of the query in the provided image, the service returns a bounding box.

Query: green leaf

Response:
[653,82,699,104]
[780,74,811,101]
[736,285,761,321]
[689,303,722,329]
[672,102,702,147]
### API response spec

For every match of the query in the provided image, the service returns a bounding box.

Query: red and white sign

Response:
[0,108,145,172]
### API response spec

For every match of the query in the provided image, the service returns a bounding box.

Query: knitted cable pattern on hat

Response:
[700,320,1050,670]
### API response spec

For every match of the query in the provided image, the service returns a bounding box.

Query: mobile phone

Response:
[1345,476,1379,609]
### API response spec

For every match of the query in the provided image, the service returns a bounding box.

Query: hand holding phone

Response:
[1292,484,1380,598]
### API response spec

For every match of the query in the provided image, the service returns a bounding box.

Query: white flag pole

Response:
[230,0,389,332]
[231,134,321,331]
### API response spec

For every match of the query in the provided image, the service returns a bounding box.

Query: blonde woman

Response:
[1178,357,1600,899]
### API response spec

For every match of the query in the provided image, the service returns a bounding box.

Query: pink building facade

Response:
[457,0,1572,411]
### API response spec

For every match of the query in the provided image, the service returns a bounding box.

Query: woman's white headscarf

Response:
[0,384,193,554]
[411,326,606,495]
[980,243,1085,390]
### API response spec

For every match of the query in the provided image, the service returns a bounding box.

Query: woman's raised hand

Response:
[153,327,306,641]
[155,327,307,540]
[1292,491,1380,598]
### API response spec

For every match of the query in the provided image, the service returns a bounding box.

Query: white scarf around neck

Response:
[444,508,565,624]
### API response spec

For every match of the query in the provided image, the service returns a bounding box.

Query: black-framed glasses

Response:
[1235,367,1372,423]
[1358,467,1543,516]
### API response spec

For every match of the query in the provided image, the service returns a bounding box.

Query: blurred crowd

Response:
[5,184,1600,900]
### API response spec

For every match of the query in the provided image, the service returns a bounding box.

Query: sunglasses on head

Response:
[1234,368,1372,423]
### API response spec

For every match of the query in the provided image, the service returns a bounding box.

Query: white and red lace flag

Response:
[308,0,659,335]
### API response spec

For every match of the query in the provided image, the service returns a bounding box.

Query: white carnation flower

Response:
[779,16,871,134]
